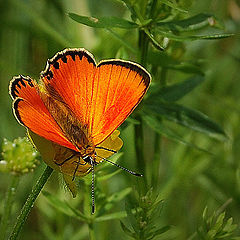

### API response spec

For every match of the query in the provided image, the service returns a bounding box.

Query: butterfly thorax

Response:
[39,86,95,155]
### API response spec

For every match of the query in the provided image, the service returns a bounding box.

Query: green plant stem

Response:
[88,222,96,240]
[0,175,19,240]
[135,30,149,177]
[9,166,53,240]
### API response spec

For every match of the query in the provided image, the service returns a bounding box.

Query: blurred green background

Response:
[1,0,240,239]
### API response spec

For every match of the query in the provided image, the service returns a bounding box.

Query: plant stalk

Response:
[135,30,149,178]
[9,166,53,240]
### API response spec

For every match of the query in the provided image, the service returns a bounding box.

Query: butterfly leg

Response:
[71,157,89,181]
[72,157,82,181]
[54,154,75,166]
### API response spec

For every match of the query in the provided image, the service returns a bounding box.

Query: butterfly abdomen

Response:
[40,91,94,153]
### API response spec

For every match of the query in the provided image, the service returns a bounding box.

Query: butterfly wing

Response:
[9,75,77,151]
[41,48,151,146]
[90,60,150,145]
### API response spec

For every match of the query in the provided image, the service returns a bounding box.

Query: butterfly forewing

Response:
[9,75,77,151]
[90,61,150,145]
[40,49,151,146]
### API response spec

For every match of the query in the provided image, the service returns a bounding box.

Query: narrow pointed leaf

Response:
[98,169,121,181]
[156,13,220,32]
[160,0,188,13]
[144,102,227,139]
[144,29,164,50]
[119,0,138,21]
[156,30,234,41]
[69,13,138,29]
[95,211,127,222]
[151,226,171,238]
[120,221,136,238]
[142,114,212,154]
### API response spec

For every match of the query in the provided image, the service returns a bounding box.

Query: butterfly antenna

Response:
[97,155,143,177]
[90,159,95,214]
[95,146,117,153]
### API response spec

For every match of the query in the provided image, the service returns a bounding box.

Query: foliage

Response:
[0,0,240,239]
[194,206,240,240]
[120,189,170,240]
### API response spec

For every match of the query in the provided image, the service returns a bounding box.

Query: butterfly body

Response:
[9,48,151,178]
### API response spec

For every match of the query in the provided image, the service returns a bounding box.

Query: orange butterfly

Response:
[9,48,151,212]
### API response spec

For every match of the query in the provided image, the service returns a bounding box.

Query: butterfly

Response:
[9,48,151,212]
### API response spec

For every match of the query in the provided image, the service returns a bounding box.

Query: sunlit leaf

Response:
[95,211,127,222]
[68,13,138,29]
[160,0,188,13]
[97,169,121,181]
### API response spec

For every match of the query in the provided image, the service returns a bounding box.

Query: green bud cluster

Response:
[0,137,39,175]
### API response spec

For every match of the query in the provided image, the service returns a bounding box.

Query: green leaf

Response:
[142,114,212,154]
[106,187,132,203]
[125,202,138,233]
[144,29,164,50]
[167,62,204,75]
[119,0,138,22]
[143,102,227,139]
[160,0,188,13]
[97,169,121,181]
[156,13,220,32]
[102,187,132,211]
[150,226,171,239]
[68,13,138,29]
[148,75,204,102]
[156,30,234,41]
[213,212,225,233]
[95,211,127,222]
[120,221,136,238]
[42,191,87,221]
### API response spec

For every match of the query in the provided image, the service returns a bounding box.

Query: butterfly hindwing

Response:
[9,75,77,151]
